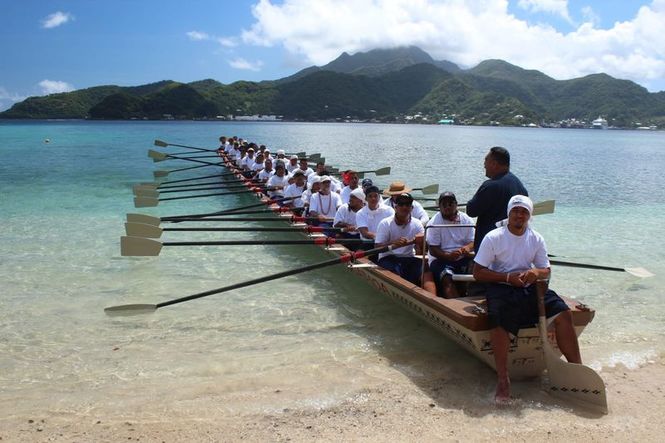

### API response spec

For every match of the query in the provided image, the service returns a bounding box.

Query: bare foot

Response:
[495,377,511,405]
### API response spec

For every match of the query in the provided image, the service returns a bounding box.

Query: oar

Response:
[127,214,317,226]
[134,188,265,208]
[549,259,653,278]
[148,171,242,186]
[154,139,216,153]
[149,150,224,166]
[136,177,258,192]
[535,280,608,414]
[120,236,371,256]
[105,241,407,316]
[423,199,556,216]
[332,167,391,177]
[125,222,345,238]
[134,183,267,197]
[154,162,225,178]
[414,184,439,195]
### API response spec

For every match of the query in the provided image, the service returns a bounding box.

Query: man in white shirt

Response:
[283,169,307,214]
[375,193,425,285]
[266,162,289,199]
[250,152,265,173]
[426,192,475,298]
[298,158,315,177]
[255,157,274,182]
[308,176,342,224]
[286,155,299,173]
[276,149,286,161]
[240,147,256,172]
[473,195,579,404]
[301,176,321,215]
[383,181,429,224]
[333,187,365,248]
[356,186,394,242]
[307,161,328,186]
[340,170,360,204]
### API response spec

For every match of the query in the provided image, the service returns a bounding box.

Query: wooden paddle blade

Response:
[328,167,339,173]
[121,236,163,256]
[625,267,654,278]
[126,213,161,226]
[420,183,439,194]
[540,325,608,414]
[125,222,163,238]
[374,166,391,176]
[140,182,160,187]
[154,139,169,147]
[133,184,158,193]
[150,151,168,162]
[533,199,555,216]
[357,172,365,179]
[134,197,159,208]
[295,151,306,157]
[134,189,159,198]
[153,170,169,178]
[104,304,158,316]
[309,153,321,160]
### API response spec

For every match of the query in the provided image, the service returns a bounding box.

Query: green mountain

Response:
[2,46,664,127]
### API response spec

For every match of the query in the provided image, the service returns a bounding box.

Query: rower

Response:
[356,185,395,252]
[266,162,289,200]
[383,181,429,224]
[283,169,307,215]
[249,152,265,174]
[375,193,425,285]
[302,176,322,215]
[333,187,365,249]
[217,136,227,157]
[286,155,299,174]
[299,158,315,177]
[426,192,475,298]
[308,176,342,226]
[307,161,327,185]
[255,157,274,182]
[340,170,360,204]
[264,148,273,162]
[276,149,286,161]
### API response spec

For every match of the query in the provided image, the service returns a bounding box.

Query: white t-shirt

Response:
[387,199,430,224]
[241,155,256,169]
[309,192,342,218]
[223,142,232,153]
[474,226,550,274]
[257,169,274,182]
[355,204,395,240]
[283,183,306,207]
[250,161,265,171]
[333,203,361,232]
[267,174,289,197]
[286,162,299,173]
[375,216,424,259]
[300,167,314,177]
[340,185,359,204]
[426,212,475,265]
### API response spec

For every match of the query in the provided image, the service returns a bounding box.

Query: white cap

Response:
[277,149,285,155]
[507,194,533,216]
[320,175,332,183]
[290,154,298,160]
[309,176,322,184]
[350,187,366,203]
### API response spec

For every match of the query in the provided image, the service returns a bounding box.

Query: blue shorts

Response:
[486,283,569,336]
[378,255,423,286]
[429,257,472,281]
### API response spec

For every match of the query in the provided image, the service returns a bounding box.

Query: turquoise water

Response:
[1,120,663,418]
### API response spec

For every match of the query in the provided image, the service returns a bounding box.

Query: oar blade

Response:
[309,153,321,160]
[533,199,555,216]
[133,184,158,193]
[134,197,159,208]
[104,304,158,316]
[134,189,159,198]
[419,183,439,195]
[126,213,161,226]
[153,170,169,178]
[125,222,163,238]
[543,342,608,414]
[121,236,163,256]
[154,139,169,147]
[625,267,654,278]
[374,166,391,176]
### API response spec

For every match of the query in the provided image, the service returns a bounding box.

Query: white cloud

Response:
[41,11,74,29]
[580,6,601,27]
[186,31,210,41]
[228,58,264,71]
[517,0,572,22]
[217,37,238,47]
[38,80,75,95]
[241,0,665,91]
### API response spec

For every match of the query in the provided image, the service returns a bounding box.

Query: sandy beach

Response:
[2,356,662,442]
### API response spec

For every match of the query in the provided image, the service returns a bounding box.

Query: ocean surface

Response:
[1,120,663,418]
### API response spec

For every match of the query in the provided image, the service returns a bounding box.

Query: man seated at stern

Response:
[472,195,581,405]
[426,192,475,298]
[375,193,424,286]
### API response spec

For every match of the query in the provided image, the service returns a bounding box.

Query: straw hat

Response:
[382,181,412,196]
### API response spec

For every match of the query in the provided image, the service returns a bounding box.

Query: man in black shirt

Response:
[466,147,528,252]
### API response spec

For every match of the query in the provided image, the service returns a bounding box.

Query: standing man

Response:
[473,195,580,404]
[426,192,475,298]
[466,146,527,252]
[375,193,425,285]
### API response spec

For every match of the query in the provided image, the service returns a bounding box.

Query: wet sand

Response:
[2,358,663,442]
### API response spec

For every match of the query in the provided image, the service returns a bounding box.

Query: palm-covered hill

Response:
[2,46,664,127]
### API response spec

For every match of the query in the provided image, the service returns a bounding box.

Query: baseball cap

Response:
[507,194,533,215]
[361,178,373,188]
[438,191,457,203]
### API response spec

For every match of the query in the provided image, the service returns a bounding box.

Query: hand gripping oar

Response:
[120,236,367,256]
[134,187,266,208]
[154,139,216,153]
[105,241,407,316]
[549,259,653,278]
[125,222,346,238]
[536,280,608,414]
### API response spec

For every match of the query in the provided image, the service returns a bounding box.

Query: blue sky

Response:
[1,1,664,111]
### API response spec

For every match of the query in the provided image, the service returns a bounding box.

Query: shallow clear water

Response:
[1,120,663,417]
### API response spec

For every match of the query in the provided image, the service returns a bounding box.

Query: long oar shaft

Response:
[161,238,368,246]
[154,139,216,153]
